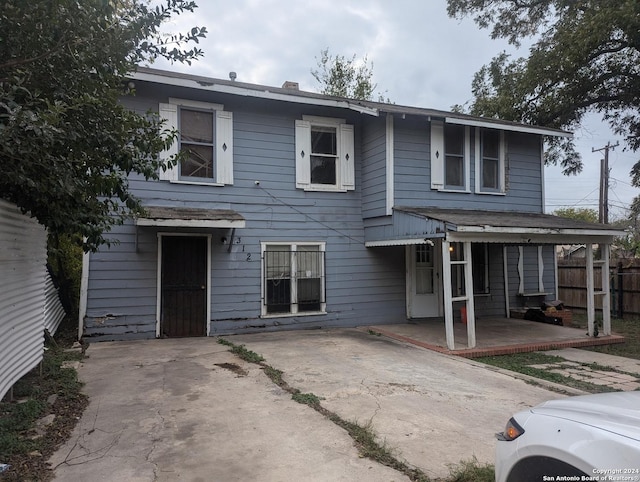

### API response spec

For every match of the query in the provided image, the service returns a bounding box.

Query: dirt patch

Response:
[214,362,248,377]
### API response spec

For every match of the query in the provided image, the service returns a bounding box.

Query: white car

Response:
[495,392,640,482]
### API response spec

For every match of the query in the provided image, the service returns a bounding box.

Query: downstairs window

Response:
[262,243,326,315]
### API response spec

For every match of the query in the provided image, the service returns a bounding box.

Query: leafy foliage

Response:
[0,0,207,251]
[554,207,599,224]
[447,1,640,181]
[311,48,388,101]
[48,233,83,316]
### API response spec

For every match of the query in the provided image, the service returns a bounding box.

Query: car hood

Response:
[530,392,640,442]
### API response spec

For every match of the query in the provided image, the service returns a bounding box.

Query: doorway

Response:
[406,243,441,318]
[160,235,209,337]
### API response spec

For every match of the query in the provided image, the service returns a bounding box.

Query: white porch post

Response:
[463,241,476,348]
[586,244,595,336]
[503,246,510,317]
[441,240,455,350]
[601,244,611,335]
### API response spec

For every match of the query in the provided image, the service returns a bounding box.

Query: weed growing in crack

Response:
[263,365,284,386]
[217,338,264,363]
[291,391,323,406]
[446,456,494,482]
[231,345,264,363]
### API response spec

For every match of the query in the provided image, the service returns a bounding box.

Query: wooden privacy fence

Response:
[558,258,640,317]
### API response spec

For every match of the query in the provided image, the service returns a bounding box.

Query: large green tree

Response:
[447,0,640,183]
[0,0,206,251]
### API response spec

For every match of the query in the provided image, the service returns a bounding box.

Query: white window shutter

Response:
[430,120,444,190]
[158,103,179,181]
[340,124,355,191]
[216,110,234,185]
[295,120,311,189]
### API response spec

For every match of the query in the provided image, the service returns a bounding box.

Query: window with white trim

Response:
[444,124,466,189]
[430,120,470,191]
[477,128,505,193]
[450,242,489,295]
[158,99,234,185]
[262,243,326,316]
[295,116,355,191]
[472,243,489,294]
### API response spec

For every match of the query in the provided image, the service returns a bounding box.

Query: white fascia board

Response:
[136,218,246,229]
[444,116,572,138]
[447,232,618,245]
[365,238,437,247]
[453,225,623,237]
[132,71,379,116]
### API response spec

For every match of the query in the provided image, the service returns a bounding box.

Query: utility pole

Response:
[592,141,619,224]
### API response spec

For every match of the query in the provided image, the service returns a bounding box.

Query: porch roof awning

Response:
[364,207,624,246]
[135,206,246,229]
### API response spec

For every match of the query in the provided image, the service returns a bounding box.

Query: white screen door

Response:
[407,244,440,318]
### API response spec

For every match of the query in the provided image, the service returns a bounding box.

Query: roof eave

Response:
[131,69,379,117]
[454,226,624,237]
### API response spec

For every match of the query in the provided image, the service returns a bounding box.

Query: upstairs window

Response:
[180,108,214,179]
[158,99,234,185]
[295,116,355,191]
[477,128,505,193]
[444,124,466,189]
[430,120,470,191]
[310,126,338,185]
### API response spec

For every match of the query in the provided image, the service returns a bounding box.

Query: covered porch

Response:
[366,317,625,358]
[365,207,625,351]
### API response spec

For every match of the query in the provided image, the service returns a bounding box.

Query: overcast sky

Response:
[151,0,637,219]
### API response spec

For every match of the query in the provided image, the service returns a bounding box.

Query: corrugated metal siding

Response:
[44,272,66,335]
[0,200,48,400]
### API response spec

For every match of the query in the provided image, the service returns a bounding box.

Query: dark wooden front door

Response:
[161,236,207,337]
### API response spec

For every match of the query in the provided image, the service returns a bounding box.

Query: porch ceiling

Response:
[135,206,246,229]
[364,207,624,246]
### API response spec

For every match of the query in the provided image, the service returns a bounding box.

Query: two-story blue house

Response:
[78,67,621,350]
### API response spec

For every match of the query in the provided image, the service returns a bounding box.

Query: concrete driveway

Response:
[50,329,559,480]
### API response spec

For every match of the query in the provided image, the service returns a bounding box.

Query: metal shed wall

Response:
[0,200,48,400]
[44,271,66,335]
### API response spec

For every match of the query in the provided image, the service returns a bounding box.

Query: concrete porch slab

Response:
[366,318,625,358]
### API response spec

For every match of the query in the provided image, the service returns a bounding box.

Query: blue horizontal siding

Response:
[85,88,551,341]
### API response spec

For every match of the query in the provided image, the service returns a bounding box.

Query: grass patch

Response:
[262,365,284,386]
[291,391,323,406]
[217,337,233,347]
[576,315,640,360]
[447,457,495,482]
[217,339,264,363]
[475,352,616,394]
[0,328,88,481]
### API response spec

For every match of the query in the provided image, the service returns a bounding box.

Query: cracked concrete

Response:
[50,336,409,481]
[230,329,558,479]
[50,329,571,480]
